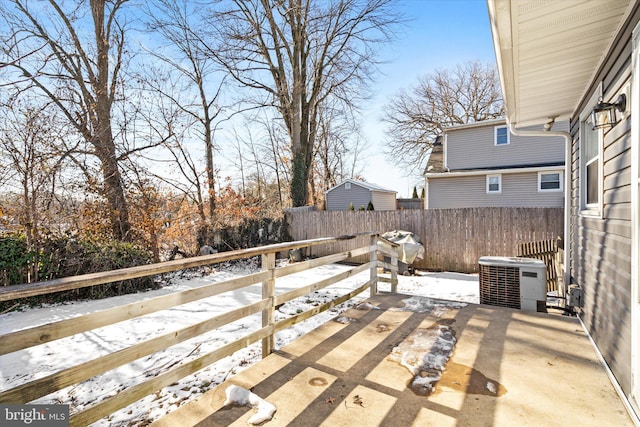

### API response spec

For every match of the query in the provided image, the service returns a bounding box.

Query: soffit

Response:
[488,0,633,127]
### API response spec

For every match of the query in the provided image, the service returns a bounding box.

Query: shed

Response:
[325,179,397,211]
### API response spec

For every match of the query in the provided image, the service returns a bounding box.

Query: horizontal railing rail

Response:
[0,233,398,426]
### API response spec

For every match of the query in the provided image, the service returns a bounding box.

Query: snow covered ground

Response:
[0,261,479,426]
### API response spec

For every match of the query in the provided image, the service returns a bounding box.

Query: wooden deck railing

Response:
[0,232,398,426]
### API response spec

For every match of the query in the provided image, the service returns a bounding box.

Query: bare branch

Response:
[383,61,504,173]
[206,0,401,206]
[0,0,134,239]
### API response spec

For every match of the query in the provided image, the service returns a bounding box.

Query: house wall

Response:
[569,5,637,399]
[371,192,397,211]
[325,182,372,211]
[427,171,564,209]
[446,122,567,171]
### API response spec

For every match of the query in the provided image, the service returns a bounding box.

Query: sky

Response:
[360,0,497,197]
[0,1,497,201]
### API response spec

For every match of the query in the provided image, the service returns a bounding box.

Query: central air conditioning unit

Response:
[478,256,547,312]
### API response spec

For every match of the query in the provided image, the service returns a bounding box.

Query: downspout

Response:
[508,122,571,293]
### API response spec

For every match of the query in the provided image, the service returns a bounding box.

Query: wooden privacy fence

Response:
[0,233,398,426]
[517,238,562,295]
[285,207,564,273]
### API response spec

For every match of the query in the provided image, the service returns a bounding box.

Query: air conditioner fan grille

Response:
[479,264,521,309]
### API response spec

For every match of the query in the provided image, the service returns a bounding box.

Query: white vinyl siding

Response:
[371,192,396,211]
[446,122,567,170]
[427,171,564,208]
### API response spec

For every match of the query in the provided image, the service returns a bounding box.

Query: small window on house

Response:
[345,182,351,190]
[580,89,603,216]
[538,171,562,192]
[582,120,600,206]
[494,126,510,145]
[486,174,502,193]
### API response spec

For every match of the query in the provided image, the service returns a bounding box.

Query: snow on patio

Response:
[0,261,479,426]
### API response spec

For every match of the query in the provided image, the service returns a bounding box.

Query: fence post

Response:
[556,236,565,297]
[261,252,275,358]
[370,234,378,295]
[390,252,398,293]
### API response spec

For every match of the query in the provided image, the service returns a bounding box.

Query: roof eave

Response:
[487,0,634,128]
[487,0,517,125]
[425,164,565,179]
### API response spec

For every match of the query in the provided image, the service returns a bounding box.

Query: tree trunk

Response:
[95,136,131,240]
[92,0,131,240]
[209,0,397,207]
[204,122,216,224]
[290,149,308,207]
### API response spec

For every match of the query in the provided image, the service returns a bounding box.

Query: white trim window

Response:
[486,174,502,194]
[538,171,563,192]
[345,182,351,190]
[580,89,603,216]
[494,126,510,146]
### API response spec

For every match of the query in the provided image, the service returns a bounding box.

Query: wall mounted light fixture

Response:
[591,94,626,129]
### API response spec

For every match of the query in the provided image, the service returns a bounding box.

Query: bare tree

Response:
[0,0,133,240]
[129,71,210,225]
[313,101,365,192]
[144,0,229,226]
[224,115,290,212]
[0,101,72,281]
[383,61,504,173]
[263,117,290,209]
[207,0,400,206]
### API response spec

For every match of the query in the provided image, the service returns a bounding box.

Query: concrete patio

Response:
[152,293,633,426]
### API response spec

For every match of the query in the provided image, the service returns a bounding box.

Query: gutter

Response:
[508,122,571,293]
[425,164,565,179]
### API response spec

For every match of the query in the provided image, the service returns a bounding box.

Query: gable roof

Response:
[423,136,445,174]
[443,118,506,133]
[488,0,633,128]
[325,178,396,194]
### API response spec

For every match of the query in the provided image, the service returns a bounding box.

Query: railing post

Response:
[370,234,378,295]
[556,237,565,298]
[261,252,275,358]
[390,252,398,293]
